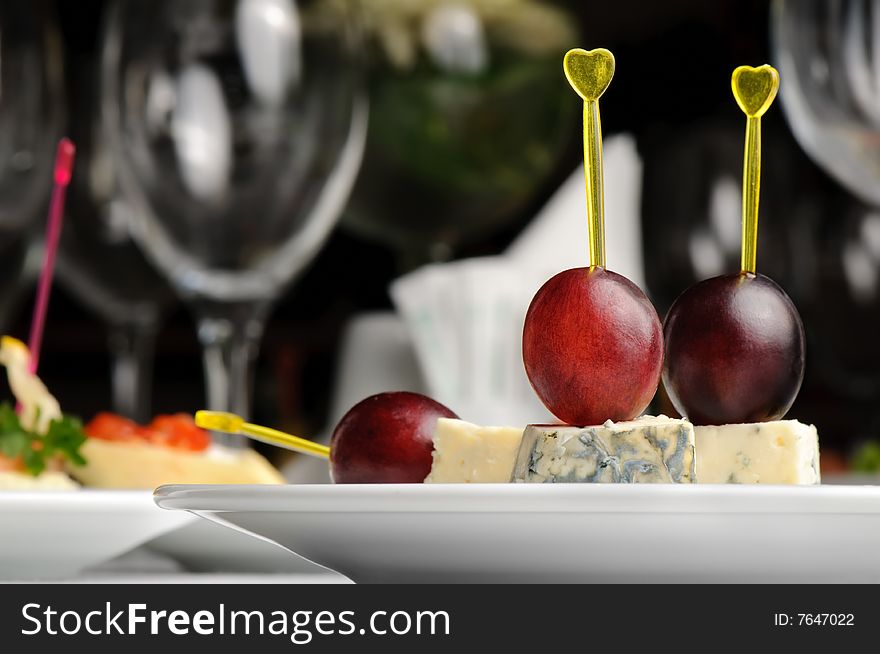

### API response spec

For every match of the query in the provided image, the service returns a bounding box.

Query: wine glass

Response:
[339,0,579,268]
[0,1,64,331]
[758,0,880,443]
[772,0,880,207]
[102,0,366,428]
[58,70,176,422]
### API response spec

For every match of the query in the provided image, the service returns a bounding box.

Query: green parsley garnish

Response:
[851,440,880,473]
[0,402,87,476]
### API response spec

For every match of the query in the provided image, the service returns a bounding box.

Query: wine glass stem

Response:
[197,308,266,447]
[109,321,158,424]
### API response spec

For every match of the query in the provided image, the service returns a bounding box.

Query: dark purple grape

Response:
[663,272,805,425]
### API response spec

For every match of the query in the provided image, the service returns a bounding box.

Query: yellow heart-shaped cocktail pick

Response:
[195,410,330,459]
[732,64,779,118]
[732,64,779,274]
[564,48,615,102]
[563,48,616,268]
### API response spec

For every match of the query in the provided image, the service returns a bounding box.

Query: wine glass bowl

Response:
[104,0,366,303]
[773,0,880,208]
[102,0,367,420]
[340,0,579,264]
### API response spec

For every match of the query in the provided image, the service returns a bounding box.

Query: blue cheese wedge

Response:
[424,418,524,483]
[512,415,695,483]
[695,420,820,484]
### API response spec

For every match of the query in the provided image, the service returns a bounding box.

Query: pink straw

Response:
[27,138,76,374]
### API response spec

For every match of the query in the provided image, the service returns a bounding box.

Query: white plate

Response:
[155,483,880,583]
[1,490,193,580]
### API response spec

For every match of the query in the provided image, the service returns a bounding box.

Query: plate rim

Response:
[0,489,168,513]
[153,482,880,515]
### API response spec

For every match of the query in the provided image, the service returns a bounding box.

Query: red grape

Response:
[522,267,663,426]
[329,391,458,483]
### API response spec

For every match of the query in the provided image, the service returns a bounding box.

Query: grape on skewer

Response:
[522,48,663,426]
[662,65,806,425]
[197,391,458,483]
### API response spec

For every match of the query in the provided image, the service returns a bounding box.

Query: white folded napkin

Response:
[391,257,549,426]
[391,134,643,426]
[507,134,645,290]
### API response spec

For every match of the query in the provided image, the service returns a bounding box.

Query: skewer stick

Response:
[27,138,76,373]
[563,48,615,268]
[731,65,779,274]
[195,410,331,459]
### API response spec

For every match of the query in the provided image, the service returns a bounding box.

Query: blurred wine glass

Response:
[0,1,64,332]
[102,0,367,429]
[773,1,880,379]
[723,0,880,443]
[339,0,579,267]
[773,0,880,207]
[57,62,176,422]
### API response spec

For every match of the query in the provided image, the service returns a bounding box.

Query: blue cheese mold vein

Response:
[512,416,697,483]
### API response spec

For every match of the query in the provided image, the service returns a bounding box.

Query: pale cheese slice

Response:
[695,420,820,484]
[424,418,523,483]
[68,439,285,488]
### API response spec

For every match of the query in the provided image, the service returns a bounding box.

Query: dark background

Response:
[5,0,875,466]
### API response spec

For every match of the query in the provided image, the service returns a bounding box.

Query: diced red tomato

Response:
[84,412,145,442]
[0,454,24,472]
[148,414,211,452]
[84,412,210,452]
